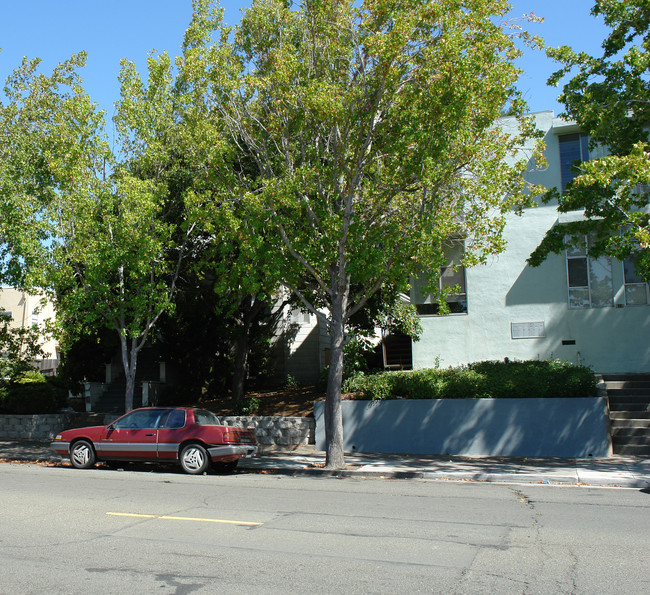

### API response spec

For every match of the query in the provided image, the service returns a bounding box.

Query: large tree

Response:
[183,0,542,468]
[528,0,650,276]
[0,51,203,411]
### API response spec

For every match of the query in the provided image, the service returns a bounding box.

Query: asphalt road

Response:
[1,463,649,594]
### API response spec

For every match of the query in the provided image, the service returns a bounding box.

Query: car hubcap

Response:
[72,445,90,466]
[183,447,205,471]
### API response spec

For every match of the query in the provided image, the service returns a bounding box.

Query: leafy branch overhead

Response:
[529,0,650,278]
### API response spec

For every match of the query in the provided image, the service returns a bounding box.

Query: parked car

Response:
[51,407,257,474]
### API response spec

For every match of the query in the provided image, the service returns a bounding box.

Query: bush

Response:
[234,396,261,415]
[342,359,597,401]
[0,372,67,414]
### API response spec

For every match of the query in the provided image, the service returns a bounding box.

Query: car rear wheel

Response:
[180,444,209,475]
[70,440,96,469]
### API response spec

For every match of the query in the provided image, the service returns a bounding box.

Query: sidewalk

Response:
[1,441,649,489]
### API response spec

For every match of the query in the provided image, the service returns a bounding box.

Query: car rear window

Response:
[194,410,221,426]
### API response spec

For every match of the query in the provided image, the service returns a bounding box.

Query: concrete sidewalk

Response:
[1,440,649,489]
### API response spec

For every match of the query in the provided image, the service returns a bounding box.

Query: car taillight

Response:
[223,430,255,444]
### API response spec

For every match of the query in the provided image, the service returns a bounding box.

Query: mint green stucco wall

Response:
[412,112,650,374]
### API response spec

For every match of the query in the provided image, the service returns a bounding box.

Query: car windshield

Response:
[194,410,221,426]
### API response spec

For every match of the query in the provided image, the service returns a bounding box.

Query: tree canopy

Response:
[528,0,650,278]
[182,0,542,467]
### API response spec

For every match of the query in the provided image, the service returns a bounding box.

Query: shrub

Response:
[342,359,597,401]
[0,372,67,414]
[234,396,261,415]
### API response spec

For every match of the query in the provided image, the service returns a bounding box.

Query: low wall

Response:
[0,413,315,450]
[314,398,611,458]
[221,416,315,450]
[0,413,118,441]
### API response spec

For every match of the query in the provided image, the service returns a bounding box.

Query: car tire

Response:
[180,444,210,475]
[70,440,96,469]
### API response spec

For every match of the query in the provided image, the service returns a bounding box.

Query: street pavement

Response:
[1,440,649,488]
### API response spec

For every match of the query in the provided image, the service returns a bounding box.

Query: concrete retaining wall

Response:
[314,398,611,458]
[0,413,315,450]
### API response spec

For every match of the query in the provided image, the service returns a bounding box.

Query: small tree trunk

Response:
[325,292,346,469]
[120,334,138,412]
[232,331,249,403]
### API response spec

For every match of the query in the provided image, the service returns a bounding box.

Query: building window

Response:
[412,244,467,316]
[566,237,613,308]
[0,310,12,320]
[559,133,589,192]
[31,310,39,326]
[623,256,649,306]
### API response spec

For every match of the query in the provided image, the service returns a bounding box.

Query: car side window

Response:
[159,409,186,429]
[113,409,162,430]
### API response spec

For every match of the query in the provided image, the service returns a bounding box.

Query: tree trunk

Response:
[231,294,264,403]
[325,292,346,469]
[232,331,249,403]
[120,334,138,412]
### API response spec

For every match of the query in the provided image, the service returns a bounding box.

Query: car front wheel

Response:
[70,440,96,469]
[180,444,209,475]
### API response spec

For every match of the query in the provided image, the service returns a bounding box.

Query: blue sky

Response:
[0,1,607,118]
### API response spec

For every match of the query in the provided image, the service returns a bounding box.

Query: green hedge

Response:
[0,371,67,414]
[342,360,598,401]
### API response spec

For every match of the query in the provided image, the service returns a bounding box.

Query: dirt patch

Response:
[199,386,325,417]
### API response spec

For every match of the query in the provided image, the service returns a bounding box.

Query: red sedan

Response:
[51,407,257,474]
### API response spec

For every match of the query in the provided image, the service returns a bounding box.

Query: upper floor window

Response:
[623,256,649,306]
[412,243,467,316]
[559,133,589,192]
[566,236,613,308]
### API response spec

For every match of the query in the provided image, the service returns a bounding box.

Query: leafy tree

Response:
[528,0,650,277]
[0,50,204,411]
[184,0,542,467]
[0,308,48,381]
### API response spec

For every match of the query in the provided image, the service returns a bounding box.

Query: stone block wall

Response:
[0,413,117,441]
[0,413,315,449]
[221,416,315,450]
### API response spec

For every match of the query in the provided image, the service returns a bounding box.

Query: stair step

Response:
[613,444,650,456]
[600,374,650,382]
[610,411,650,420]
[607,389,650,398]
[609,402,650,412]
[603,382,650,391]
[612,427,650,438]
[610,420,650,431]
[612,433,650,445]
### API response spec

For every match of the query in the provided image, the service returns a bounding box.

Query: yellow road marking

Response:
[106,512,263,526]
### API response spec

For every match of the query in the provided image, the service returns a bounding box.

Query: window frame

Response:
[623,256,650,306]
[559,132,590,192]
[565,235,614,309]
[411,245,468,317]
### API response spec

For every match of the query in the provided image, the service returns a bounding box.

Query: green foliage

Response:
[343,360,598,400]
[234,395,261,415]
[529,0,650,276]
[0,310,48,381]
[0,373,67,414]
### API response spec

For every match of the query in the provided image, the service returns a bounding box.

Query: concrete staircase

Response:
[600,374,650,457]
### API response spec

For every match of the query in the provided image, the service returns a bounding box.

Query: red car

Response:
[51,407,257,474]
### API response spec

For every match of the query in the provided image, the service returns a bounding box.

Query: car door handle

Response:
[145,433,154,436]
